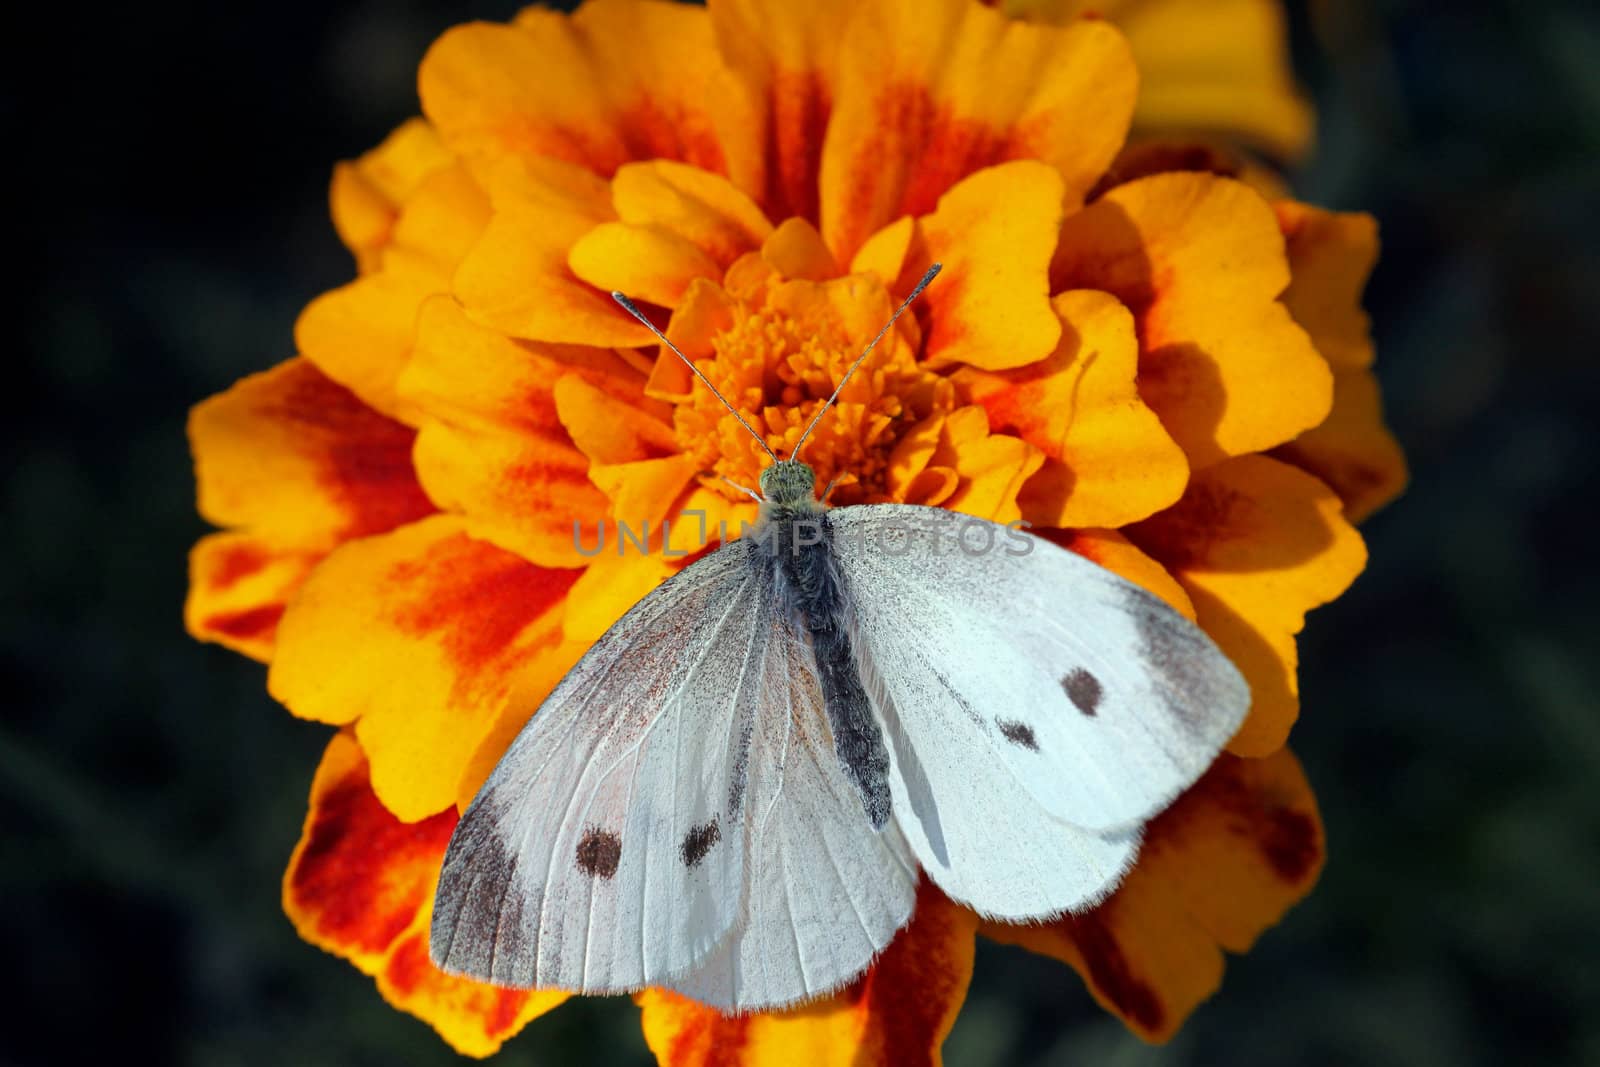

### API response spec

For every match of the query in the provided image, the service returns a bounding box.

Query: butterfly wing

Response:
[431,539,767,994]
[662,609,918,1010]
[431,534,920,1010]
[828,504,1249,918]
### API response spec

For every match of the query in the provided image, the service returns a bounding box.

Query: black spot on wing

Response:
[680,817,721,868]
[575,827,622,879]
[997,719,1040,751]
[1062,667,1103,716]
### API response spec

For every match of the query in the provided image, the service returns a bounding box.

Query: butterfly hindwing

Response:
[665,610,919,1009]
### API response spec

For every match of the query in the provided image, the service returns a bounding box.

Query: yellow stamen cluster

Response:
[673,294,953,503]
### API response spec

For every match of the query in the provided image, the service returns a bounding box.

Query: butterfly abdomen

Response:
[755,506,892,830]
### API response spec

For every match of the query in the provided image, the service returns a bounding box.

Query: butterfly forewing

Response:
[432,540,767,994]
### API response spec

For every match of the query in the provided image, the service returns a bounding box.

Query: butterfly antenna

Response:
[791,262,942,462]
[611,291,779,464]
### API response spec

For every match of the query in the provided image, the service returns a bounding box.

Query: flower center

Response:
[672,299,950,504]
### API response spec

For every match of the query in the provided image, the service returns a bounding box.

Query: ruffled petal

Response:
[1129,455,1367,755]
[186,358,435,659]
[920,406,1045,524]
[1276,369,1408,524]
[821,0,1135,262]
[453,156,655,346]
[298,163,490,421]
[915,162,1063,372]
[1271,201,1406,521]
[984,748,1322,1041]
[420,0,725,181]
[638,880,976,1066]
[401,296,652,567]
[569,161,774,306]
[284,733,567,1056]
[330,118,455,273]
[268,517,581,821]
[959,289,1188,528]
[1052,172,1332,468]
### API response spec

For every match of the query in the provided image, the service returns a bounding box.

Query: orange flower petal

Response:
[984,748,1322,1041]
[330,118,455,273]
[915,162,1063,372]
[960,289,1188,528]
[284,733,566,1056]
[453,155,655,347]
[186,358,435,658]
[1276,369,1408,524]
[268,516,580,821]
[570,161,774,305]
[1276,202,1378,372]
[400,296,645,567]
[297,164,490,421]
[848,216,916,286]
[821,1,1135,262]
[420,0,725,180]
[762,217,839,281]
[1002,0,1313,159]
[926,406,1045,524]
[1053,173,1333,468]
[707,0,855,222]
[1129,455,1367,755]
[1270,202,1405,521]
[638,880,976,1067]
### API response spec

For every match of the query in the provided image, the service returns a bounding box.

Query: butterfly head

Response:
[759,460,817,507]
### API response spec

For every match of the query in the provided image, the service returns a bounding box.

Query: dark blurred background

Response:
[6,0,1597,1063]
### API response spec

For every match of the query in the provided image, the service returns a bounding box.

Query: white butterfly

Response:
[429,266,1249,1011]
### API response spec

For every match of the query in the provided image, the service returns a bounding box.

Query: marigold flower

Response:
[186,0,1404,1060]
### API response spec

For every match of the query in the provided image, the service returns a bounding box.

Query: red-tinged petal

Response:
[821,1,1135,263]
[638,881,976,1067]
[1128,455,1367,755]
[298,164,490,421]
[190,357,433,539]
[268,517,581,821]
[330,118,455,273]
[401,296,647,567]
[186,532,323,661]
[914,162,1063,372]
[186,358,435,659]
[707,0,855,222]
[420,0,725,181]
[1053,172,1333,468]
[454,155,655,347]
[284,732,457,974]
[960,289,1188,529]
[284,734,567,1056]
[984,749,1322,1041]
[378,920,569,1058]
